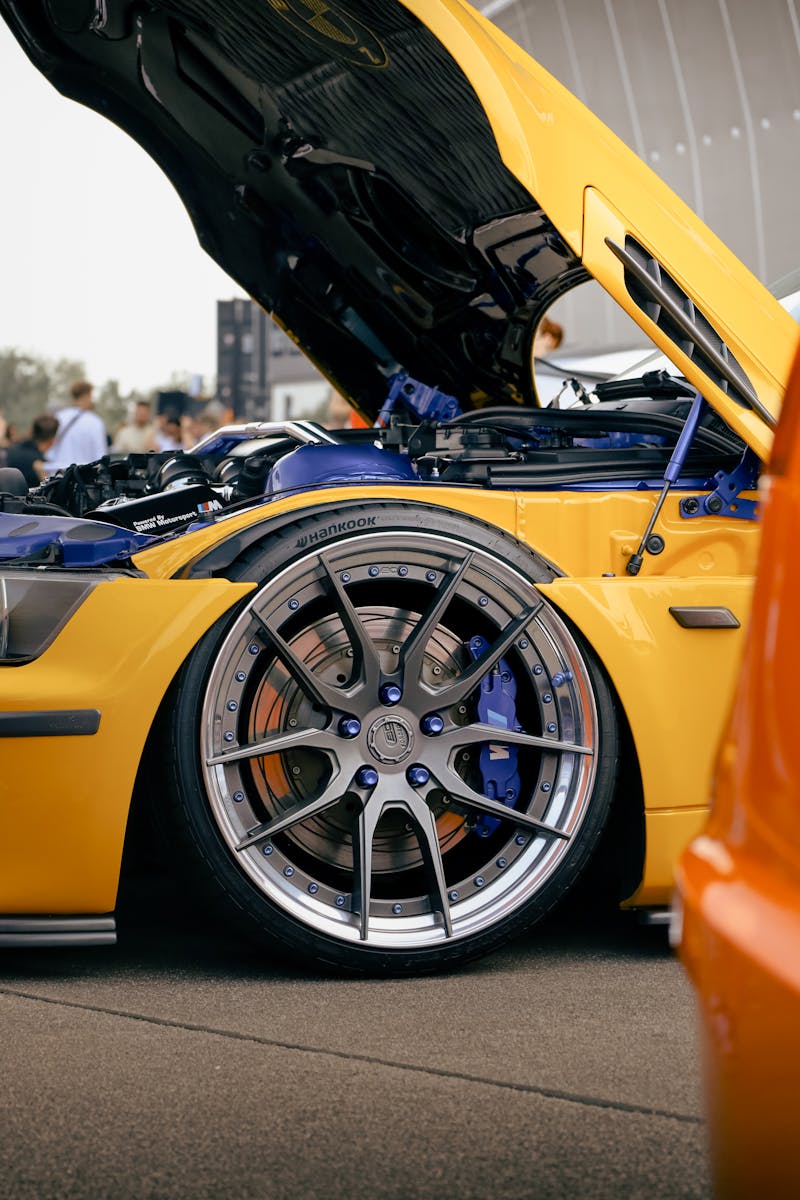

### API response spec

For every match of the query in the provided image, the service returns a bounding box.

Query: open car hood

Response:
[2,0,796,452]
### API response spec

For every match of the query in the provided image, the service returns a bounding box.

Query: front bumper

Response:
[0,575,253,914]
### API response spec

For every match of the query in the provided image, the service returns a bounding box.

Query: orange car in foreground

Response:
[675,334,800,1198]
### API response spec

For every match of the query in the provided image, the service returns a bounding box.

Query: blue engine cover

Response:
[266,443,417,495]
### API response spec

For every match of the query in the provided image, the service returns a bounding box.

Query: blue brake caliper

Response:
[467,635,522,837]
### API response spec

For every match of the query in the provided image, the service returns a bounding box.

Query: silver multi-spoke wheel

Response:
[168,505,617,972]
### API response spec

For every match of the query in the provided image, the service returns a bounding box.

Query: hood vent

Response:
[606,236,773,427]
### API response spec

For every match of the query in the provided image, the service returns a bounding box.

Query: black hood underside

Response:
[4,0,586,415]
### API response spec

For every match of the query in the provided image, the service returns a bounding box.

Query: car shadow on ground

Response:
[0,861,672,986]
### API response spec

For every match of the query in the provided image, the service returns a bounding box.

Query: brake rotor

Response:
[246,608,470,876]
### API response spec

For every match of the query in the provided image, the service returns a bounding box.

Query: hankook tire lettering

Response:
[296,516,376,548]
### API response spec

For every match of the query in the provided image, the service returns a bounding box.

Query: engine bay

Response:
[0,369,755,568]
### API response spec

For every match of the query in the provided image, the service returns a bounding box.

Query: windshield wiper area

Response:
[593,369,696,403]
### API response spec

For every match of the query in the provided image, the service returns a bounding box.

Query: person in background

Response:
[326,388,370,430]
[176,401,226,449]
[156,410,183,452]
[0,413,9,467]
[112,398,159,453]
[6,414,60,487]
[46,379,108,473]
[179,412,200,450]
[533,317,564,359]
[191,409,221,444]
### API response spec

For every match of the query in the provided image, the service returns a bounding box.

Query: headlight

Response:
[0,571,97,664]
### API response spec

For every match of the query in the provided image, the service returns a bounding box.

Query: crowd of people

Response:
[0,380,231,485]
[0,318,567,488]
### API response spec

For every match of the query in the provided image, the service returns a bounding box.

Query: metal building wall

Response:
[481,0,800,280]
[480,0,800,352]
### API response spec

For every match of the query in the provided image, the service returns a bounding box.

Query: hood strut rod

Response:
[626,390,706,576]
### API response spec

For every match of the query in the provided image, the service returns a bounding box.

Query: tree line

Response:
[0,347,185,437]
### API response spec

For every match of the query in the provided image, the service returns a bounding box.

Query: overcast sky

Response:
[0,20,246,395]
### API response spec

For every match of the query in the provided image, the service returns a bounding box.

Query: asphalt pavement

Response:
[0,879,709,1200]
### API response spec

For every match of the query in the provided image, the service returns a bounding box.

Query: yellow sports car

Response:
[0,0,796,973]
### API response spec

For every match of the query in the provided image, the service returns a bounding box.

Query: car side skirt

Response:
[0,915,117,947]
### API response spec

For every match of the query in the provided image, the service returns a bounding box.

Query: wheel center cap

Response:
[367,714,415,764]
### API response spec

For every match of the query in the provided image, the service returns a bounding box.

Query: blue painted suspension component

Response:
[467,635,522,837]
[376,373,462,427]
[679,447,760,521]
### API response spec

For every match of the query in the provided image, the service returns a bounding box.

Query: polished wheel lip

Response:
[200,530,599,950]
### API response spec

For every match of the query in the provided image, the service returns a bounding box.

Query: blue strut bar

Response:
[626,390,707,576]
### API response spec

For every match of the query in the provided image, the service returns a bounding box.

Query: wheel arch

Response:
[524,592,646,905]
[175,496,564,584]
[127,501,646,913]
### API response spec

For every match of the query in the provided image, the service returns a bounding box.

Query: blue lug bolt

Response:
[356,767,379,788]
[406,765,431,787]
[421,714,444,736]
[392,904,403,915]
[379,684,402,706]
[338,717,361,738]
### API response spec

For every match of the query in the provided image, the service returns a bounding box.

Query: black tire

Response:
[163,501,618,974]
